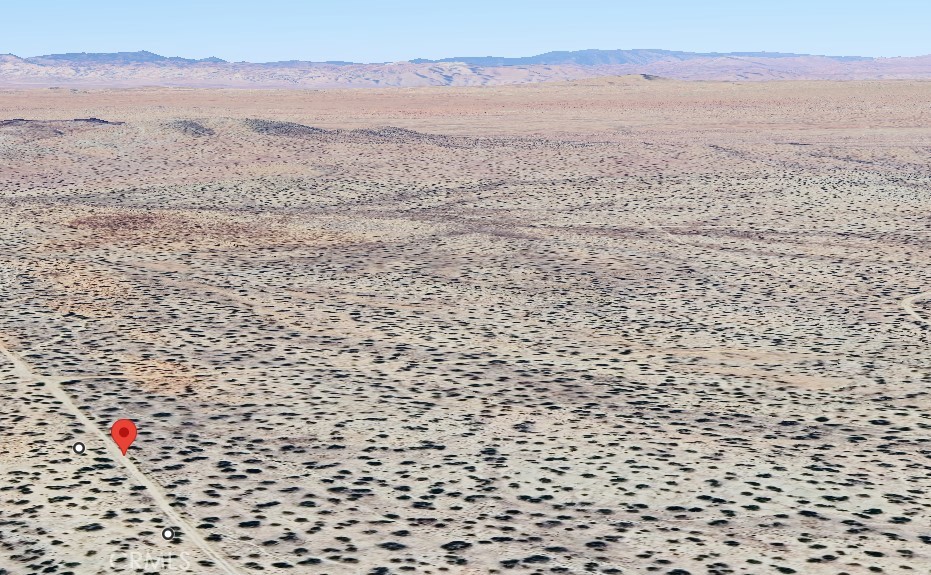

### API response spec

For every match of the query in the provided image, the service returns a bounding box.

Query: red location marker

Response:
[111,419,137,455]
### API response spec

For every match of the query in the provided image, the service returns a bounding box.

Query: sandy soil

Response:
[1,77,930,575]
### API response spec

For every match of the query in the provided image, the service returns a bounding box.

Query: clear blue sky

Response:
[4,0,929,62]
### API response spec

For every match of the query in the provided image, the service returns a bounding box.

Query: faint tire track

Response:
[901,289,931,326]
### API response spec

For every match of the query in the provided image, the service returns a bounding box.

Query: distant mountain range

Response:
[13,48,875,66]
[24,50,228,65]
[1,49,930,88]
[409,49,874,66]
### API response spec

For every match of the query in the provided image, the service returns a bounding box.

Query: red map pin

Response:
[111,419,137,455]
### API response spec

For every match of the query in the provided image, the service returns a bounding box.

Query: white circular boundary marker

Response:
[162,527,175,541]
[72,442,85,455]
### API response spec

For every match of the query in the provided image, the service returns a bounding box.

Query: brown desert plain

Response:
[0,77,930,575]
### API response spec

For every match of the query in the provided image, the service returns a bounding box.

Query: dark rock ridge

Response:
[0,118,124,125]
[243,120,594,150]
[167,120,215,137]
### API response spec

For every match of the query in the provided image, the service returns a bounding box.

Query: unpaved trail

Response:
[0,338,244,575]
[901,290,931,326]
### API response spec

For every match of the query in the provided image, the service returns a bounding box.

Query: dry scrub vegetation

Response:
[1,77,930,575]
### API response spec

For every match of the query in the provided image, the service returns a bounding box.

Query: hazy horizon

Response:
[4,0,930,63]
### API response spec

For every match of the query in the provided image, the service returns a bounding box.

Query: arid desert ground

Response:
[1,78,930,575]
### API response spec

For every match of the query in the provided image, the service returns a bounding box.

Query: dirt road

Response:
[0,338,243,575]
